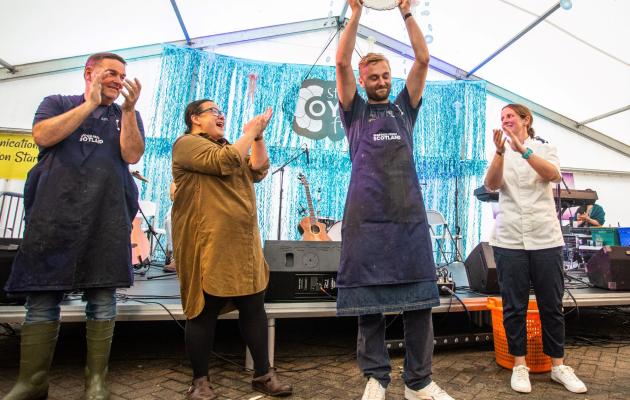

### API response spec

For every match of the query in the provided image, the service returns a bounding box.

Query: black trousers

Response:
[185,290,269,379]
[493,246,565,358]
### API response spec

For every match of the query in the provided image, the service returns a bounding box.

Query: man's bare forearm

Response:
[33,101,97,148]
[120,110,145,164]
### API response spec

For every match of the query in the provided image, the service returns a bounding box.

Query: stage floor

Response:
[2,267,630,323]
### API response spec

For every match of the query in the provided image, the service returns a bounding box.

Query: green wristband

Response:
[522,147,533,159]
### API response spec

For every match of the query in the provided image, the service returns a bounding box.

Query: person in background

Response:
[171,99,292,400]
[576,199,605,227]
[334,1,453,399]
[3,52,145,400]
[484,103,587,394]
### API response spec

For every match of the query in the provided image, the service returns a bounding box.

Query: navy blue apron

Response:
[338,96,435,288]
[5,101,138,292]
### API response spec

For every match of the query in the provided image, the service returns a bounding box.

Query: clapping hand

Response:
[87,71,104,107]
[503,127,526,154]
[244,107,273,141]
[493,129,506,154]
[121,78,142,112]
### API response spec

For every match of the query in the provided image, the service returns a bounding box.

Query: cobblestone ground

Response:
[1,308,629,400]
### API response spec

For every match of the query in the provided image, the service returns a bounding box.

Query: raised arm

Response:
[232,108,272,167]
[247,108,272,171]
[484,129,506,191]
[32,73,103,148]
[504,129,561,183]
[336,0,363,111]
[119,77,145,164]
[400,0,430,108]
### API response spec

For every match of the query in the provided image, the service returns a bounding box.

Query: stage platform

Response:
[3,267,630,323]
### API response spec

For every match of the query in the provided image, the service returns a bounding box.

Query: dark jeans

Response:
[185,290,269,379]
[493,246,565,358]
[357,308,433,390]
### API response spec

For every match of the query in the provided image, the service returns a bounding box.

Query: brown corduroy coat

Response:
[172,133,269,319]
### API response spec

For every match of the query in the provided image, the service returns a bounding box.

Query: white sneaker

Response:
[361,377,386,400]
[551,365,587,393]
[510,365,532,393]
[404,381,455,400]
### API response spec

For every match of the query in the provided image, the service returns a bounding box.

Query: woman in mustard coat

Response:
[172,99,291,400]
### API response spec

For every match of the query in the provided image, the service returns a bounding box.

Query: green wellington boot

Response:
[84,319,115,400]
[2,320,60,400]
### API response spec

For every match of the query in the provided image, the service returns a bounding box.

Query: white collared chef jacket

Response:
[489,137,565,250]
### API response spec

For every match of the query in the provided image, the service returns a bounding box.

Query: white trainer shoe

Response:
[404,381,455,400]
[510,365,532,393]
[361,377,386,400]
[551,365,587,393]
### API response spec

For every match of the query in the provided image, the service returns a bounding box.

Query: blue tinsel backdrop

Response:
[142,45,487,260]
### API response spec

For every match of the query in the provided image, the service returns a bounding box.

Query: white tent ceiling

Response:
[1,0,628,151]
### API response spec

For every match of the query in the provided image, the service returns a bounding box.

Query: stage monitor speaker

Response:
[264,240,340,302]
[464,242,500,294]
[586,246,630,290]
[0,239,26,305]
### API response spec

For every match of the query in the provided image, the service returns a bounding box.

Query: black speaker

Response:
[586,246,630,290]
[264,240,340,302]
[464,242,500,294]
[0,239,26,304]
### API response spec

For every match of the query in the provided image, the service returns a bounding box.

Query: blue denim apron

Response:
[5,100,139,292]
[338,96,436,289]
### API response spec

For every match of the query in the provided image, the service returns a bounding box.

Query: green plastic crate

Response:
[590,227,619,246]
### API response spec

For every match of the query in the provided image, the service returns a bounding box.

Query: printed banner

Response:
[0,132,38,180]
[292,79,345,142]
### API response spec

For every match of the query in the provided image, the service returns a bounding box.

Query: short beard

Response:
[366,87,390,102]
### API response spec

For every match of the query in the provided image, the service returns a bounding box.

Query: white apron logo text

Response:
[79,133,104,144]
[373,132,401,141]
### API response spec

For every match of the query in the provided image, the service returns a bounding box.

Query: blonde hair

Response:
[358,53,390,73]
[503,104,535,138]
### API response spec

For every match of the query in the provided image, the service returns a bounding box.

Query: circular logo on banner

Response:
[292,79,345,142]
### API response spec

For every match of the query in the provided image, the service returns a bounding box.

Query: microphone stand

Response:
[556,175,572,222]
[271,145,308,240]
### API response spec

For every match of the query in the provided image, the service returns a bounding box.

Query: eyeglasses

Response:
[196,106,224,117]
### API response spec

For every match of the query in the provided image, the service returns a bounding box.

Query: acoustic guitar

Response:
[297,174,331,241]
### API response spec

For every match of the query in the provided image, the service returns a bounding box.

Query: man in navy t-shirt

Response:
[4,52,145,400]
[335,1,454,400]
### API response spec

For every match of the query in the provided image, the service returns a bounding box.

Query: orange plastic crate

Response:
[487,297,552,373]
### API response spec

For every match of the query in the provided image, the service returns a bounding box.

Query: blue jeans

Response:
[24,288,117,323]
[357,308,433,390]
